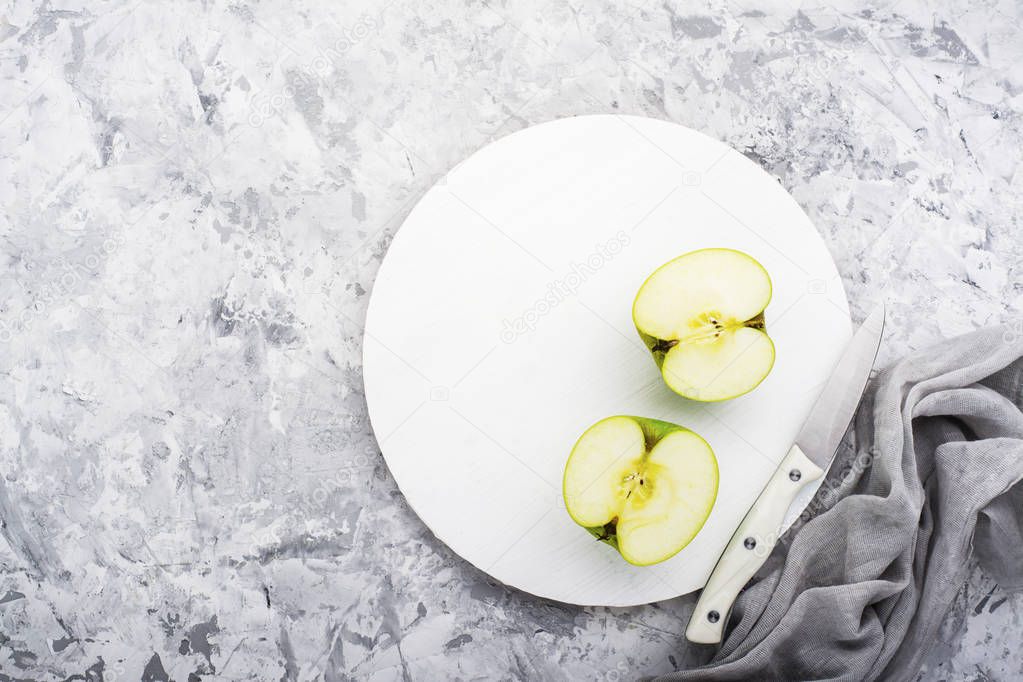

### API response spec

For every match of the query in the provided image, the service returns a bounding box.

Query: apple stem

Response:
[651,338,679,353]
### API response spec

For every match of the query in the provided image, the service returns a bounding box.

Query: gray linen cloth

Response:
[663,323,1023,681]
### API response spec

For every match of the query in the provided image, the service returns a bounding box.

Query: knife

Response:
[685,303,886,644]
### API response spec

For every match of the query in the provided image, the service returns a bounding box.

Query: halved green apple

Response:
[633,248,774,401]
[563,416,718,566]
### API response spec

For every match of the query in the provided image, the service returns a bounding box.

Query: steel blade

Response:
[794,303,885,469]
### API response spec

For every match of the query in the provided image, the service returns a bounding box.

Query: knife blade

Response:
[793,304,886,469]
[685,303,886,645]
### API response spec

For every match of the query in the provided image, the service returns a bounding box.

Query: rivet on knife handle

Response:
[685,444,824,644]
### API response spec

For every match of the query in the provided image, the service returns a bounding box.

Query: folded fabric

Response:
[663,323,1023,681]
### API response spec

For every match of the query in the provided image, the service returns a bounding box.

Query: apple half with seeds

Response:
[563,416,718,566]
[633,248,774,402]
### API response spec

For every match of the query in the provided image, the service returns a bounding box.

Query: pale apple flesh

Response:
[563,416,718,566]
[633,248,775,401]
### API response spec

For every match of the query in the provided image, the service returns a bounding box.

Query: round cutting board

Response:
[363,115,850,606]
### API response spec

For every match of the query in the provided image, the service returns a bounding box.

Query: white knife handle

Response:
[685,444,824,644]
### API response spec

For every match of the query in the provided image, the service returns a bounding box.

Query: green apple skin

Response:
[563,415,719,566]
[632,248,775,402]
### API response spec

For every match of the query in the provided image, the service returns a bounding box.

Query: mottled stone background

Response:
[1,0,1021,680]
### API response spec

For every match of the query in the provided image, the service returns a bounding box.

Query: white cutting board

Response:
[363,115,850,606]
